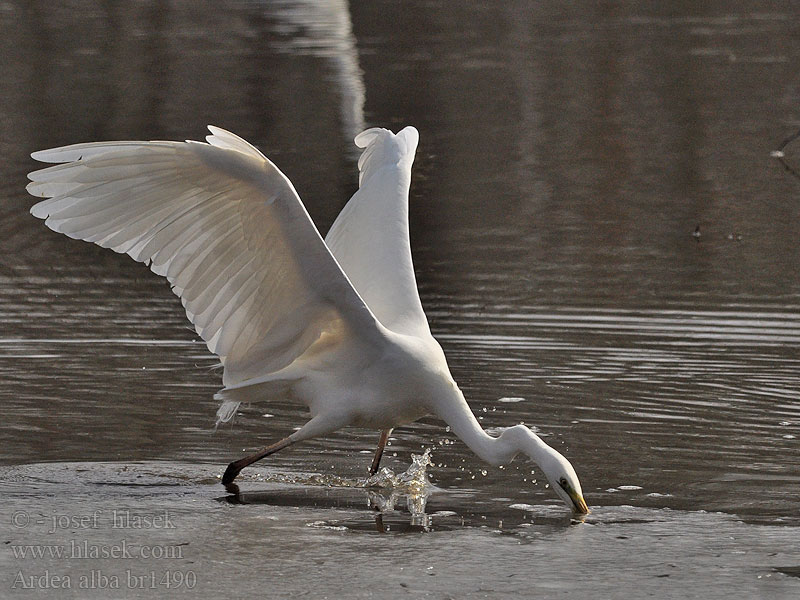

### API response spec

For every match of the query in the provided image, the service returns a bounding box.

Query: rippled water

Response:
[1,0,800,598]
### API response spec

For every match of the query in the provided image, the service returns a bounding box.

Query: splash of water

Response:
[237,448,433,489]
[364,448,432,490]
[238,448,435,525]
[363,449,434,526]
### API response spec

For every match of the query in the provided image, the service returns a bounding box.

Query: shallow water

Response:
[2,0,800,598]
[1,461,799,599]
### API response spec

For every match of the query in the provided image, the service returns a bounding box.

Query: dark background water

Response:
[1,1,799,598]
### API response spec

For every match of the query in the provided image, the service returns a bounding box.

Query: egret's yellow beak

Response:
[570,491,590,514]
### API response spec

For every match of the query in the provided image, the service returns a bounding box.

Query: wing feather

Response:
[325,126,430,338]
[28,127,385,386]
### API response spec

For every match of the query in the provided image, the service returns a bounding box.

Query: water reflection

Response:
[261,0,365,143]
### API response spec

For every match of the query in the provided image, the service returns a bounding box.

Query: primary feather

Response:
[27,126,386,387]
[325,126,429,338]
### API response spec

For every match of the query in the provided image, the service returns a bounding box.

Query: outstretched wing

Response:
[27,126,385,387]
[325,126,430,339]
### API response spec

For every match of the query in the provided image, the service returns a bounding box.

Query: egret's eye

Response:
[559,477,568,488]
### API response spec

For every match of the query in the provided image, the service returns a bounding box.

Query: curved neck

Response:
[431,383,552,467]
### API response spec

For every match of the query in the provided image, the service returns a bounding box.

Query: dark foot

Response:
[223,482,241,495]
[220,436,295,486]
[222,459,244,485]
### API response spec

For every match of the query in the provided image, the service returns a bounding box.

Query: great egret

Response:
[26,125,589,514]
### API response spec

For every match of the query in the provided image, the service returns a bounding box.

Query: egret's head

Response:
[538,446,589,514]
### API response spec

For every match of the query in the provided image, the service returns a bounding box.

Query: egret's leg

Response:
[221,436,293,485]
[222,412,352,486]
[369,428,393,475]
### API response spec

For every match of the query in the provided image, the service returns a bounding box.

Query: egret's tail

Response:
[215,400,241,427]
[212,377,296,428]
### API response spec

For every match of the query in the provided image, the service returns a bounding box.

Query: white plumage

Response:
[27,126,588,513]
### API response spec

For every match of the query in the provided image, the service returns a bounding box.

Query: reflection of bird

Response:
[27,126,588,513]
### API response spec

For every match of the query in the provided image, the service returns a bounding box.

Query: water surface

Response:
[1,0,799,598]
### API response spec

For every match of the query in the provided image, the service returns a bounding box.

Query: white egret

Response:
[26,125,589,513]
